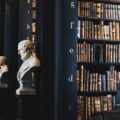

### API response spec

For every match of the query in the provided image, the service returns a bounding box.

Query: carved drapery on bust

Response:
[0,56,8,88]
[16,40,40,95]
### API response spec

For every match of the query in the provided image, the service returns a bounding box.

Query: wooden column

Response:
[55,0,77,120]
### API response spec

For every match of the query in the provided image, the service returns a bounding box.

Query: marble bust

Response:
[16,40,40,95]
[0,56,8,88]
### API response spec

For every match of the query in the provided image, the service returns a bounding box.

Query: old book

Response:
[32,10,36,19]
[107,95,112,111]
[102,96,108,111]
[95,96,101,112]
[78,1,80,16]
[115,22,119,40]
[32,0,36,8]
[112,21,116,40]
[96,3,101,18]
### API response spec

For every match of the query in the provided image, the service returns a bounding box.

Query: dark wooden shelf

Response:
[78,0,120,4]
[77,38,120,44]
[92,111,118,116]
[78,16,120,22]
[32,7,36,10]
[99,110,120,120]
[32,32,36,34]
[32,19,36,22]
[77,91,117,96]
[77,62,120,67]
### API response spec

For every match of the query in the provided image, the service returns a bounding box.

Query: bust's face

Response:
[18,40,34,61]
[18,47,29,61]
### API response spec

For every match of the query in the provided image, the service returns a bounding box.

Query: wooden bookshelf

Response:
[77,63,120,67]
[77,91,117,96]
[78,0,120,4]
[77,38,120,43]
[76,0,120,120]
[78,16,120,22]
[31,0,36,43]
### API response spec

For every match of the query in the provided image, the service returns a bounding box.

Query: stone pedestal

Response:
[16,95,41,120]
[0,83,8,88]
[0,88,16,120]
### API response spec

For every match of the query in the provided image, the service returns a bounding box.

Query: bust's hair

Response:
[18,40,35,53]
[0,56,6,64]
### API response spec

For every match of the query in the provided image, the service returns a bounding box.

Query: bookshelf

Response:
[19,0,37,42]
[77,0,120,120]
[31,0,36,43]
[56,0,78,120]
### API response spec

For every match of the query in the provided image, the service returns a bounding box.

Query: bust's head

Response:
[18,40,35,61]
[0,56,6,65]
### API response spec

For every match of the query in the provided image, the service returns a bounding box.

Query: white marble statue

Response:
[0,56,8,88]
[16,40,40,95]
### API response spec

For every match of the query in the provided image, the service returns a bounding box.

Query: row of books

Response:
[32,0,36,8]
[32,22,36,33]
[76,65,118,92]
[77,42,120,63]
[32,10,36,19]
[27,0,36,8]
[77,20,120,40]
[32,0,36,43]
[77,95,115,120]
[78,1,120,19]
[26,0,36,43]
[77,114,103,120]
[32,34,36,42]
